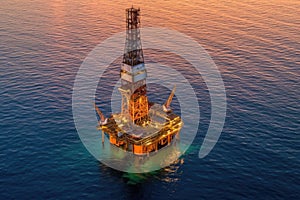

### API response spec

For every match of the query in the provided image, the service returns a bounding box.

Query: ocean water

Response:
[0,0,299,199]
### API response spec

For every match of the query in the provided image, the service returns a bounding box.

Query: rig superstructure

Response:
[95,7,183,155]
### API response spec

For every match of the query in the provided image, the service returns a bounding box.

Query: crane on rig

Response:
[94,103,107,125]
[163,85,176,112]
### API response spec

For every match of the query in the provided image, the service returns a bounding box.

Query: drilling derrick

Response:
[120,7,149,125]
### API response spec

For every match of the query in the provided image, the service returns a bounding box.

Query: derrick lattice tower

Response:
[119,7,149,125]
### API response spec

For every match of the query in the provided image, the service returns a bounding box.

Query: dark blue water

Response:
[1,0,299,199]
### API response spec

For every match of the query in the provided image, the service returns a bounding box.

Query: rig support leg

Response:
[102,131,104,143]
[176,132,180,140]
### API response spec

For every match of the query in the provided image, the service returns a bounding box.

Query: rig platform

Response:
[95,7,183,155]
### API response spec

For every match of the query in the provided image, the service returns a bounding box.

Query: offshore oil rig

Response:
[95,7,183,155]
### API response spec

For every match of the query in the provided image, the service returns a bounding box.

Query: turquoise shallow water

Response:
[0,0,299,199]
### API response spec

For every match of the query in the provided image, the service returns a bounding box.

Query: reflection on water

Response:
[98,157,184,185]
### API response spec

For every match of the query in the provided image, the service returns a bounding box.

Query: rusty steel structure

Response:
[95,7,183,155]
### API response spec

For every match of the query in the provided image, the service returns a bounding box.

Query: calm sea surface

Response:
[0,0,299,199]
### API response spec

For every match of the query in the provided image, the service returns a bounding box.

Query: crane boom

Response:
[94,103,106,122]
[164,85,176,109]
